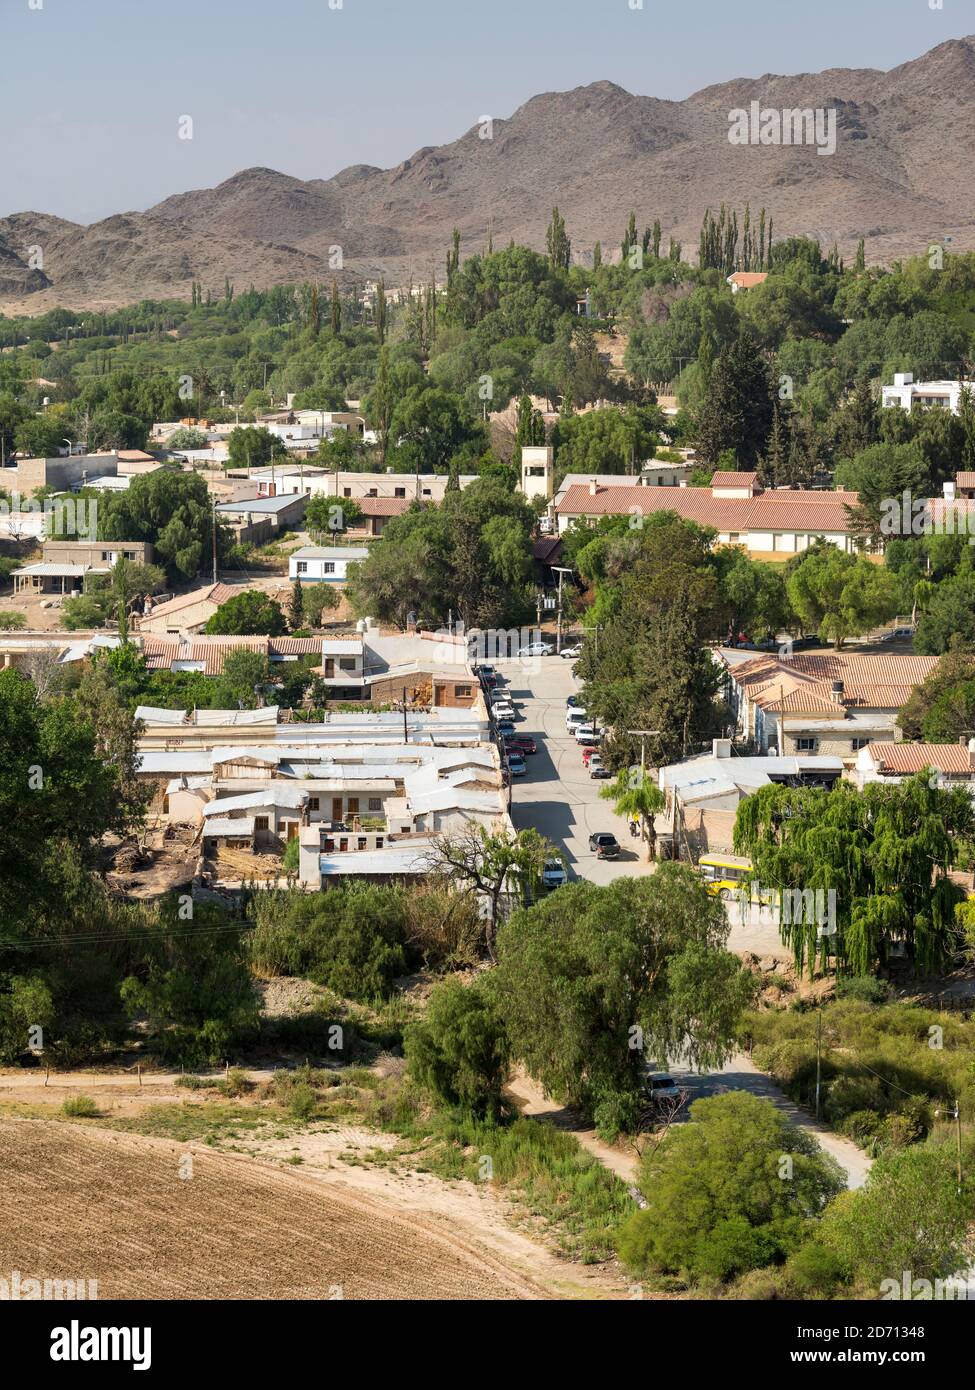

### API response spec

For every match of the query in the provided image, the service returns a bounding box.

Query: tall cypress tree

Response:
[330,279,341,335]
[695,335,776,469]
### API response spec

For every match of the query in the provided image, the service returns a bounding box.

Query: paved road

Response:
[501,654,792,960]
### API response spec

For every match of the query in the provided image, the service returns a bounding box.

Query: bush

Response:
[785,1241,846,1297]
[618,1092,845,1284]
[287,1083,318,1120]
[281,837,299,875]
[835,975,889,1004]
[405,977,509,1121]
[62,1095,99,1118]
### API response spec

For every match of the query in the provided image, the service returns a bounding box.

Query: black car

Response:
[589,832,620,859]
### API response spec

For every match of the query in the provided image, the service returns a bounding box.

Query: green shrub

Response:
[62,1095,99,1118]
[785,1241,846,1297]
[287,1083,318,1119]
[405,978,509,1121]
[835,975,889,1004]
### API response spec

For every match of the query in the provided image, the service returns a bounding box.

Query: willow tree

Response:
[733,774,974,976]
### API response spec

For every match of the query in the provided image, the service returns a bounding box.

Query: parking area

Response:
[489,655,791,956]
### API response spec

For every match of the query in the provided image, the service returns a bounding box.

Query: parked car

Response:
[507,752,528,777]
[574,723,603,745]
[566,694,582,709]
[566,707,588,730]
[517,640,554,657]
[643,1075,685,1110]
[504,734,537,755]
[541,858,568,890]
[492,702,517,722]
[589,832,620,859]
[495,719,515,738]
[581,745,598,767]
[590,760,612,779]
[560,644,582,659]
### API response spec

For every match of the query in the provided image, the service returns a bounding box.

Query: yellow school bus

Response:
[697,853,754,900]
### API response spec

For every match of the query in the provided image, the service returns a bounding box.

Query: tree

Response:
[166,426,209,450]
[734,774,974,975]
[545,207,571,271]
[288,579,304,631]
[96,470,229,583]
[695,334,776,469]
[388,385,483,475]
[405,977,509,1121]
[514,393,546,450]
[420,825,553,959]
[204,590,286,636]
[785,544,899,647]
[305,494,362,536]
[226,426,284,471]
[819,1143,973,1291]
[837,441,930,545]
[915,572,975,655]
[0,669,143,936]
[617,1093,844,1282]
[301,582,340,628]
[898,640,975,739]
[600,767,666,861]
[330,279,341,336]
[494,867,752,1132]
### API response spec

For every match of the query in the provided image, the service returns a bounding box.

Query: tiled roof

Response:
[555,483,858,535]
[355,497,411,516]
[141,634,321,675]
[868,742,974,775]
[955,473,975,489]
[143,582,241,619]
[727,272,769,288]
[710,471,757,486]
[724,650,941,716]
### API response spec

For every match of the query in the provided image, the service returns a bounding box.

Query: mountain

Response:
[3,35,975,311]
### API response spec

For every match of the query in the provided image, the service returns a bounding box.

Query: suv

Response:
[491,700,516,721]
[507,752,527,777]
[574,724,603,745]
[589,832,620,859]
[643,1075,685,1110]
[541,858,568,890]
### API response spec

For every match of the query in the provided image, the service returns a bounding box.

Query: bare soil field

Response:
[0,1118,554,1301]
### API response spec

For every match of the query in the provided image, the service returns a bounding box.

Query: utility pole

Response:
[627,729,662,773]
[551,566,573,654]
[402,686,408,744]
[211,494,218,584]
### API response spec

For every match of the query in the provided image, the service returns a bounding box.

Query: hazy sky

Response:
[1,0,967,223]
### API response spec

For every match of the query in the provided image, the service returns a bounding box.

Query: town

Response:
[2,1,975,1336]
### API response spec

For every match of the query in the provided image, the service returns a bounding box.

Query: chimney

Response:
[944,480,956,502]
[831,680,844,699]
[969,737,975,771]
[712,737,732,759]
[588,479,598,497]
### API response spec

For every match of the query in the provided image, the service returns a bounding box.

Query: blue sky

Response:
[1,0,968,222]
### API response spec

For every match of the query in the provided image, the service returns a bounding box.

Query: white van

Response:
[565,708,588,733]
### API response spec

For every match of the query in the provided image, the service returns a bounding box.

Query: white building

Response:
[520,446,554,501]
[882,373,966,414]
[289,546,370,583]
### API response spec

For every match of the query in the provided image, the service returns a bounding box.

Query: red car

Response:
[504,734,537,755]
[582,745,600,766]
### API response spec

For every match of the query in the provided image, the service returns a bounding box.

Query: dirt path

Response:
[506,1067,641,1183]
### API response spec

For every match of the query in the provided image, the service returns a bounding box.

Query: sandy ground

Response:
[0,1070,631,1300]
[0,1118,551,1301]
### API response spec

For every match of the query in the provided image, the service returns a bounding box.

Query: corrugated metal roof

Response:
[202,817,256,837]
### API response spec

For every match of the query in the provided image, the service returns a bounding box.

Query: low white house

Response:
[882,372,966,415]
[289,546,370,583]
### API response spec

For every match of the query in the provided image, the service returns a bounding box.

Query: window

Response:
[455,684,472,697]
[296,561,307,574]
[357,837,367,850]
[422,488,431,496]
[851,738,870,751]
[323,562,335,574]
[368,797,382,812]
[796,737,817,753]
[394,487,406,498]
[367,488,377,497]
[308,797,320,811]
[339,657,357,671]
[343,487,352,498]
[376,837,384,849]
[255,816,269,831]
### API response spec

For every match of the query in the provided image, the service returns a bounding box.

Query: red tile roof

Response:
[724,651,941,715]
[727,272,769,289]
[868,742,974,775]
[355,496,412,516]
[710,471,757,486]
[555,483,858,535]
[141,634,321,675]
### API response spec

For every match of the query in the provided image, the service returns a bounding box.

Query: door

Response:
[331,797,343,821]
